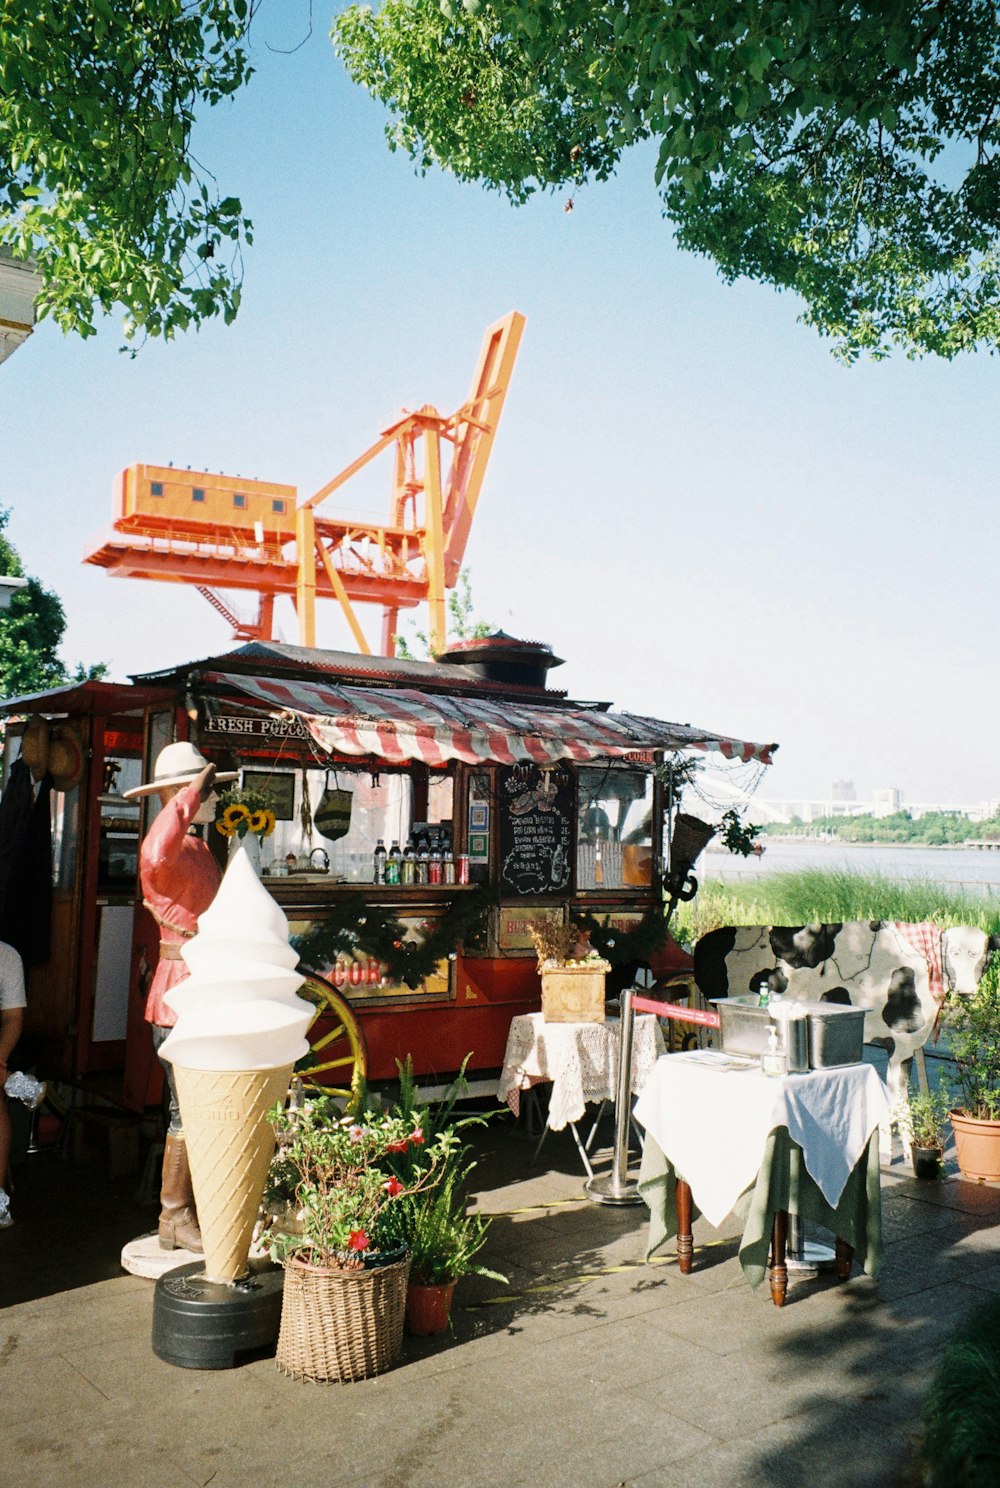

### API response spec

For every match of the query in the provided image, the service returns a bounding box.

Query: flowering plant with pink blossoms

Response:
[265,1096,452,1269]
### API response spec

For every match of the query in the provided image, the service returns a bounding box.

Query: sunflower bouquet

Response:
[215,785,277,840]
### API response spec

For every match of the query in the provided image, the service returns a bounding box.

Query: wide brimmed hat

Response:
[20,715,49,777]
[123,741,238,800]
[47,723,84,793]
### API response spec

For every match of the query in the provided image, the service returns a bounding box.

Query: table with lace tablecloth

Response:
[497,1012,666,1133]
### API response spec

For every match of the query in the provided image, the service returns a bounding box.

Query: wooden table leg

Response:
[675,1177,694,1275]
[835,1237,854,1281]
[769,1208,788,1307]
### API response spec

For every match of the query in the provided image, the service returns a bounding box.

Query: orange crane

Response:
[85,311,525,655]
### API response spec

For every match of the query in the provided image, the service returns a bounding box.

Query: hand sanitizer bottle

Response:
[762,1024,785,1078]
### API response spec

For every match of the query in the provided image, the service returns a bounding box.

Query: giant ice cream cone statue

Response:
[159,846,312,1283]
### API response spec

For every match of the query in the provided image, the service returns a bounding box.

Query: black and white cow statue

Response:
[693,922,999,1158]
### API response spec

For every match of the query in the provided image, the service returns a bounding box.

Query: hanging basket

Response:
[276,1253,410,1383]
[669,813,716,871]
[314,772,353,843]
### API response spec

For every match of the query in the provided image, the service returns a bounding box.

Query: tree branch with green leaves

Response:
[333,0,1000,360]
[0,0,257,344]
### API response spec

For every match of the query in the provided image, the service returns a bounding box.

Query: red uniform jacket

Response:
[140,780,221,1028]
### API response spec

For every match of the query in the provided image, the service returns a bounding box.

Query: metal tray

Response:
[806,1005,865,1068]
[710,996,772,1059]
[711,997,865,1069]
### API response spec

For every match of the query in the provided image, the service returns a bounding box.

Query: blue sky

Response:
[4,14,999,806]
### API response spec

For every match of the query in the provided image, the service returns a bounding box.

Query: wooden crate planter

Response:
[540,960,610,1024]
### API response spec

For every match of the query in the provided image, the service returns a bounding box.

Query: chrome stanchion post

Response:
[786,1211,835,1272]
[586,986,644,1206]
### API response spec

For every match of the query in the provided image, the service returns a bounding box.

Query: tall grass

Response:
[922,1293,1000,1487]
[674,869,1000,946]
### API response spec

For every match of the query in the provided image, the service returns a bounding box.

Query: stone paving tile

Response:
[627,1403,924,1488]
[338,1355,716,1488]
[876,1213,1000,1301]
[960,1258,1000,1292]
[899,1174,1000,1218]
[1,1280,153,1378]
[879,1187,962,1244]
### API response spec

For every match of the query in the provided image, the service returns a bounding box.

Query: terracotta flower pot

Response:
[405,1279,456,1336]
[950,1111,1000,1183]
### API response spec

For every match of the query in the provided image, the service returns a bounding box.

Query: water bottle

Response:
[401,839,416,885]
[373,838,387,885]
[386,841,401,886]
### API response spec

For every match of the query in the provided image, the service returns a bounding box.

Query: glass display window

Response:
[576,765,654,890]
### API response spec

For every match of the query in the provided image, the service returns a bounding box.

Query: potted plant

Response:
[529,919,610,1024]
[401,1160,506,1336]
[265,1095,449,1381]
[901,1087,950,1178]
[943,968,1000,1182]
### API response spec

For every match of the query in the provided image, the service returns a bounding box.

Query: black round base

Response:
[152,1261,284,1371]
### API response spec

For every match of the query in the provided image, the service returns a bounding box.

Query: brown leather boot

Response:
[158,1133,203,1252]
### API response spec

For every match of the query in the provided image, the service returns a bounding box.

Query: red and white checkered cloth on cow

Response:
[894,921,945,1039]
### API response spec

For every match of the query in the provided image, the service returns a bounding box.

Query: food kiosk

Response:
[0,633,775,1115]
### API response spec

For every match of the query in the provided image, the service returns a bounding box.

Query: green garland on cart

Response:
[570,909,669,969]
[295,889,489,990]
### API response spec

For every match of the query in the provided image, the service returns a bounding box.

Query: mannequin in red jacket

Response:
[126,742,236,1252]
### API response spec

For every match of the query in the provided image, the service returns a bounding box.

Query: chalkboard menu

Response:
[498,762,574,896]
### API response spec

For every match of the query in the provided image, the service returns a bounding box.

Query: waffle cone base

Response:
[173,1064,293,1283]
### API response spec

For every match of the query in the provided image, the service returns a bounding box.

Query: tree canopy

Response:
[0,1,255,343]
[0,509,106,698]
[333,1,1000,360]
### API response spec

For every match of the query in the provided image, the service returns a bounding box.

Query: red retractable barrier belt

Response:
[631,995,721,1029]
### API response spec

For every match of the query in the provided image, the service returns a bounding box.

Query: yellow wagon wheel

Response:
[297,972,367,1112]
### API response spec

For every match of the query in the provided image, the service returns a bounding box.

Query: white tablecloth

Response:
[498,1012,666,1131]
[632,1052,890,1228]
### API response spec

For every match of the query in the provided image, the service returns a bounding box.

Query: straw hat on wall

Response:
[19,715,49,780]
[47,724,84,793]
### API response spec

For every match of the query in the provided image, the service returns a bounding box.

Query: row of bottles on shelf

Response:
[373,831,468,886]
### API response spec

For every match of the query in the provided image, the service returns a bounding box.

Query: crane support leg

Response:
[295,506,318,648]
[423,427,446,657]
[381,606,400,657]
[316,539,371,655]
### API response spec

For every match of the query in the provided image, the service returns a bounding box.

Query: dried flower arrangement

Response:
[528,918,608,973]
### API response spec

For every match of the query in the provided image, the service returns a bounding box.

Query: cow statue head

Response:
[941,927,1000,996]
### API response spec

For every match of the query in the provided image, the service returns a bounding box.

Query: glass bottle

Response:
[386,840,401,886]
[373,838,387,885]
[401,839,416,886]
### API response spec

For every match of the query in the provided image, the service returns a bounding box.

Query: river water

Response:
[700,839,1000,897]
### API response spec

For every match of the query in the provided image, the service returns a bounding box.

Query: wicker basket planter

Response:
[276,1252,410,1383]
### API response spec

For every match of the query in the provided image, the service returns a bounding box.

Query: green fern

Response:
[405,1162,506,1287]
[923,1294,1000,1486]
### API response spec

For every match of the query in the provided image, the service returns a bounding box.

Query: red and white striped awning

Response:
[198,672,776,768]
